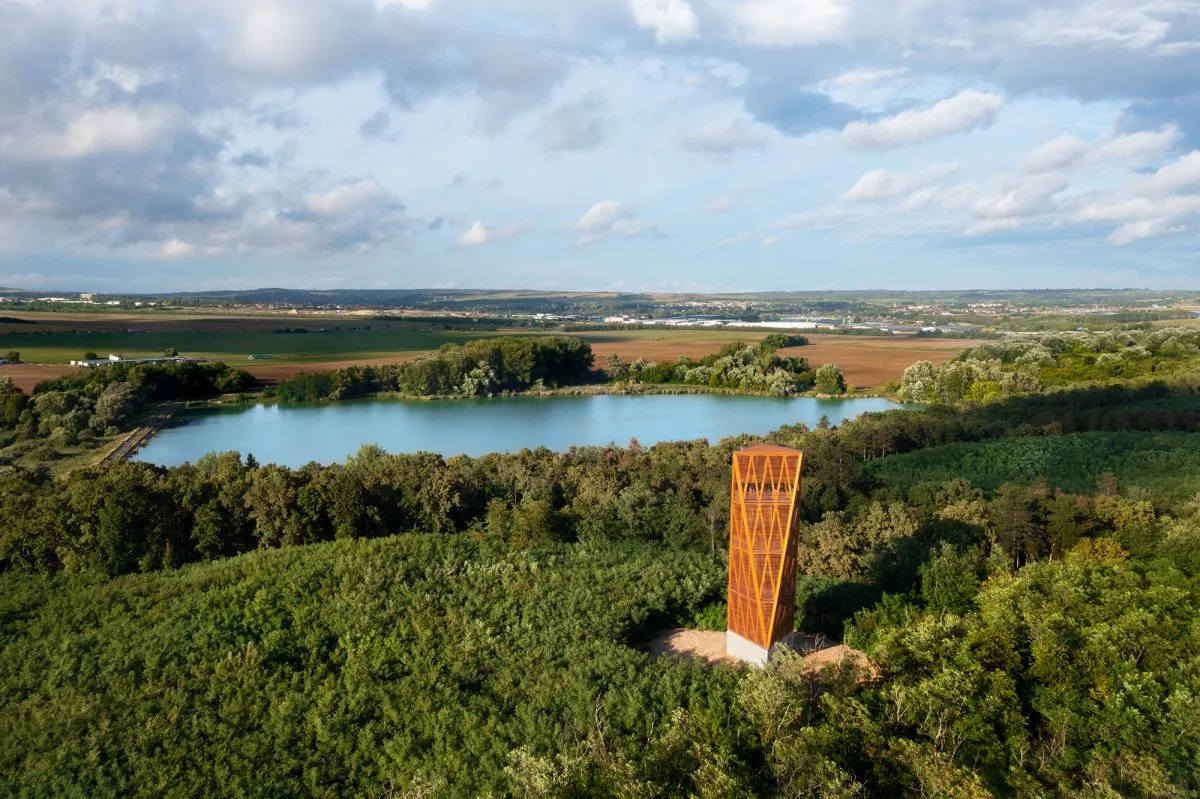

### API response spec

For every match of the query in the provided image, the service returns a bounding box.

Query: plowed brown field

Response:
[583,333,964,387]
[0,364,75,393]
[1,332,964,392]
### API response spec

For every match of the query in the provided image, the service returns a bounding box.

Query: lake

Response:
[134,394,909,467]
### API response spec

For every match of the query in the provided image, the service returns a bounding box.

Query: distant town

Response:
[2,287,1196,336]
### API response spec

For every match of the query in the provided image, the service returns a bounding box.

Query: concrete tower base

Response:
[726,631,770,666]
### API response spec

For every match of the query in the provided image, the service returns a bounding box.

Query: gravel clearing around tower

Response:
[648,628,875,674]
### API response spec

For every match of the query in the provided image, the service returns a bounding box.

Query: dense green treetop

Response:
[274,336,595,401]
[900,327,1200,404]
[2,350,1199,796]
[606,335,814,396]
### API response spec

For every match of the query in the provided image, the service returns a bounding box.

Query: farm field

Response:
[0,311,968,391]
[0,327,467,363]
[570,330,963,386]
[782,334,964,386]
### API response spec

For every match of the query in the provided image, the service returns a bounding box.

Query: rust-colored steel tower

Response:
[726,443,804,665]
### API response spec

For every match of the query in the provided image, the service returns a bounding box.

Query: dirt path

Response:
[94,406,177,465]
[648,628,875,674]
[95,427,154,466]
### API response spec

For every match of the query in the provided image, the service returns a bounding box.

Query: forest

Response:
[1,339,1199,795]
[273,336,595,401]
[3,379,1196,579]
[270,334,823,402]
[0,361,254,468]
[899,327,1200,404]
[604,334,823,395]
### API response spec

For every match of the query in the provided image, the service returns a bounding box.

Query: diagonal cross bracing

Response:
[727,444,804,649]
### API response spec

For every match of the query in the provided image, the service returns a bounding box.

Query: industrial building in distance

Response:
[69,354,192,368]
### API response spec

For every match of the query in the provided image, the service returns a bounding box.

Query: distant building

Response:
[247,354,274,360]
[80,293,95,302]
[70,355,187,368]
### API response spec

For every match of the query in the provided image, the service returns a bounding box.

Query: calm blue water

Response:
[135,394,908,467]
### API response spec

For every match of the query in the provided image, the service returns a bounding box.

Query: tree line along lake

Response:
[134,394,909,467]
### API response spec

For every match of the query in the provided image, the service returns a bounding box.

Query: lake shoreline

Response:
[212,381,902,407]
[135,394,912,468]
[108,384,902,465]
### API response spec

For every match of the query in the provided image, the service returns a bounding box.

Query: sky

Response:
[2,0,1200,293]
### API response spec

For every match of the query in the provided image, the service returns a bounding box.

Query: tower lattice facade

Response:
[726,443,804,665]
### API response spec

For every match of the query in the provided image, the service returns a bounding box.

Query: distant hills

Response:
[2,286,1197,314]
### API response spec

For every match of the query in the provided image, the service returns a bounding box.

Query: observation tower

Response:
[726,443,804,665]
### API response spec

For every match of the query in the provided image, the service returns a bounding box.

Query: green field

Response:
[0,328,470,364]
[0,326,798,369]
[866,431,1200,502]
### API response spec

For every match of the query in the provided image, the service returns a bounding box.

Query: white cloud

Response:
[454,220,529,247]
[760,235,779,247]
[1020,134,1088,173]
[1059,157,1200,244]
[1013,125,1179,178]
[227,1,358,78]
[1156,40,1200,56]
[572,201,657,245]
[303,178,390,216]
[707,196,735,213]
[5,0,1200,288]
[456,221,491,247]
[1021,3,1174,51]
[718,0,847,47]
[919,183,980,213]
[628,0,699,44]
[160,177,415,258]
[768,206,847,230]
[156,239,198,260]
[963,218,1021,237]
[972,171,1070,220]
[1131,150,1200,195]
[374,0,435,9]
[840,90,1004,150]
[820,67,907,90]
[1090,125,1181,164]
[537,92,609,151]
[841,162,959,202]
[2,105,187,160]
[79,62,168,98]
[1108,218,1186,245]
[678,118,765,154]
[1071,194,1200,225]
[896,188,940,212]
